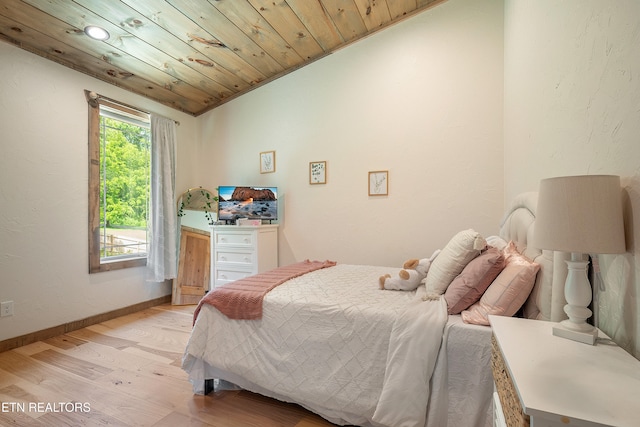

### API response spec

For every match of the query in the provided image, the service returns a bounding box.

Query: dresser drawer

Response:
[493,392,507,427]
[215,231,254,246]
[215,269,252,283]
[215,250,254,265]
[211,224,279,289]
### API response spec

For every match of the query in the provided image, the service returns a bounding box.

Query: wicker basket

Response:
[491,334,530,427]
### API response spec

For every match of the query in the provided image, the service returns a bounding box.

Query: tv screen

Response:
[217,186,278,223]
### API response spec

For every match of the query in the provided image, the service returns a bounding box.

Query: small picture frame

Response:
[368,170,388,196]
[260,150,276,174]
[309,161,327,184]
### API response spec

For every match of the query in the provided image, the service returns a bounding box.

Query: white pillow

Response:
[425,229,486,295]
[485,235,508,251]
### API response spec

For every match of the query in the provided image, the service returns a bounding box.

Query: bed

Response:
[182,192,568,427]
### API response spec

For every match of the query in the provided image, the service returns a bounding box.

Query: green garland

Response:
[177,187,219,224]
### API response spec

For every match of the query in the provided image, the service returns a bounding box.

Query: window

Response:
[87,91,151,273]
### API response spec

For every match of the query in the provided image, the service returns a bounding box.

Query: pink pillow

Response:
[444,246,505,314]
[461,242,540,325]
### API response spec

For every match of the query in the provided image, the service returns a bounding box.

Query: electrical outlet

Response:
[1,301,14,317]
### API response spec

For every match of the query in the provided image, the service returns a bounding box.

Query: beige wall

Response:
[196,0,505,268]
[0,42,199,341]
[504,0,640,357]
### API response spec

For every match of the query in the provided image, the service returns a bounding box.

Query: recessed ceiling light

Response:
[84,26,110,41]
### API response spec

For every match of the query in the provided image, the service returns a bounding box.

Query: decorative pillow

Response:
[425,229,486,295]
[444,246,505,314]
[485,235,508,251]
[461,241,540,326]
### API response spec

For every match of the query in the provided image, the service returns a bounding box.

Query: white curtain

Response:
[147,114,177,282]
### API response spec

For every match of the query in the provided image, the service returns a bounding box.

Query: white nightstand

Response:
[210,224,278,288]
[490,315,640,427]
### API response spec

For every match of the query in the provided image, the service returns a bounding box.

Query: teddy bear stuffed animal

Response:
[379,250,441,291]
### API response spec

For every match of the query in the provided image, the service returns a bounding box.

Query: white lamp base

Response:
[552,322,597,345]
[553,254,598,345]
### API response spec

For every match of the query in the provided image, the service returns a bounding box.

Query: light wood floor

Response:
[0,304,338,426]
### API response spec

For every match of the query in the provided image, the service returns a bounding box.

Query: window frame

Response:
[87,90,150,273]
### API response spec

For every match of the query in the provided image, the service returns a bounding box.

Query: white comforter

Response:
[183,264,448,427]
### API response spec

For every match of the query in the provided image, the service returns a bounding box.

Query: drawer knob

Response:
[243,238,249,243]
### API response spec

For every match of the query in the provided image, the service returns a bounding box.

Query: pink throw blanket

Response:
[193,260,337,322]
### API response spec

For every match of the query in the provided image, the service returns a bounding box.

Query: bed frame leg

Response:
[204,379,215,395]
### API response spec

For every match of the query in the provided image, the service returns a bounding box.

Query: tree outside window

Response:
[87,91,151,273]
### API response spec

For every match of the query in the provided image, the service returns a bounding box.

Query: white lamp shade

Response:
[533,175,626,254]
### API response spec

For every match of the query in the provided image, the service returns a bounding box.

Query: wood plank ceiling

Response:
[0,0,446,116]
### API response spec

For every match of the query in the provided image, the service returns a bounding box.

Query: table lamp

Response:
[533,175,626,344]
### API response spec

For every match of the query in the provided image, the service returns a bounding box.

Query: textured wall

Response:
[504,0,640,357]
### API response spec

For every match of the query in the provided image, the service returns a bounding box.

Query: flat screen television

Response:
[217,186,278,223]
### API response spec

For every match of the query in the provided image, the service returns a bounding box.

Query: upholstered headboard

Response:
[499,192,568,322]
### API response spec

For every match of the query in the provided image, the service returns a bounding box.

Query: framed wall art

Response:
[368,170,388,196]
[309,161,327,184]
[260,150,276,173]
